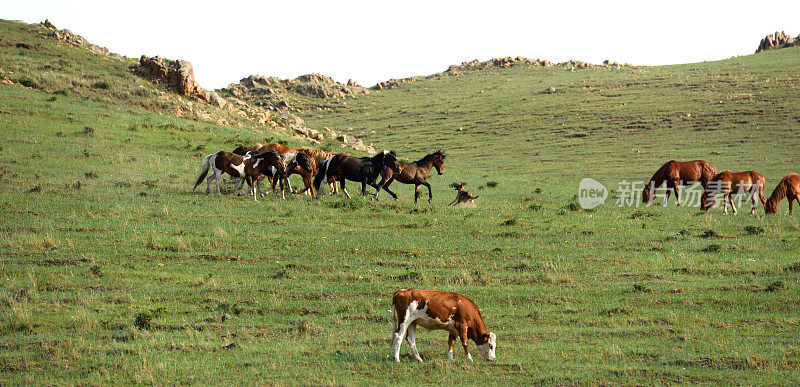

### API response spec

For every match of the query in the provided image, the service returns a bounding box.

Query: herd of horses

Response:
[193,146,799,215]
[643,160,799,215]
[193,142,446,203]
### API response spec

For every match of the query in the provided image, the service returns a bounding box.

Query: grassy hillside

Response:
[2,19,800,385]
[305,48,800,190]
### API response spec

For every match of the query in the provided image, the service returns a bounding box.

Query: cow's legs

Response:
[458,325,472,361]
[447,333,456,360]
[405,323,423,362]
[393,320,409,363]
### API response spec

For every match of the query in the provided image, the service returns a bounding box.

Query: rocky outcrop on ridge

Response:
[756,31,798,53]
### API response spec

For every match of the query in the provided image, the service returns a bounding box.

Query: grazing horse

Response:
[377,150,446,203]
[700,171,766,215]
[193,150,287,200]
[285,152,316,196]
[313,150,400,199]
[642,160,717,206]
[765,173,800,215]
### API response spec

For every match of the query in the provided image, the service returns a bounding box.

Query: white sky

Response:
[6,1,800,90]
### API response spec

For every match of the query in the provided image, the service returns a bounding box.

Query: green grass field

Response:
[1,19,799,384]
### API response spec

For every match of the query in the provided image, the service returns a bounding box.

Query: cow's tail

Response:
[390,303,398,344]
[193,153,214,190]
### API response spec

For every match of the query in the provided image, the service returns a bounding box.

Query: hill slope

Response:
[1,19,799,385]
[306,47,800,190]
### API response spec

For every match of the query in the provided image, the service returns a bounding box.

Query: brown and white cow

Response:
[391,288,496,363]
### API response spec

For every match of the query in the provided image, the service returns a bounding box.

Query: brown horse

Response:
[297,147,348,195]
[377,150,446,203]
[765,173,800,215]
[285,152,316,196]
[642,160,717,206]
[700,171,766,215]
[313,150,401,199]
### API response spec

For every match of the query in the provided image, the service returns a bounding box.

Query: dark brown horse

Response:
[377,150,446,203]
[765,173,800,215]
[642,160,716,206]
[700,171,766,215]
[313,150,401,199]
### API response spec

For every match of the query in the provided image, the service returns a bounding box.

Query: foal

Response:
[377,150,446,203]
[447,183,479,206]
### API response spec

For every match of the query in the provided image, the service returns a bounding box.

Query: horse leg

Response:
[248,177,258,202]
[361,180,367,199]
[749,187,758,215]
[722,193,728,214]
[341,179,351,199]
[414,184,421,203]
[214,169,222,197]
[663,189,670,207]
[790,198,794,215]
[424,182,433,203]
[673,182,682,207]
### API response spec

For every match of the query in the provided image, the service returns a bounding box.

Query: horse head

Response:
[642,183,654,204]
[432,150,446,175]
[381,150,401,173]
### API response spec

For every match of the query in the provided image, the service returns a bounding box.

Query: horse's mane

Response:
[765,176,789,213]
[649,161,675,183]
[298,147,339,163]
[294,151,314,171]
[415,150,445,166]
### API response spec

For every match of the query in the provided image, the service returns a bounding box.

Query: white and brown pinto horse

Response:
[642,160,716,206]
[700,171,766,215]
[313,150,400,199]
[194,150,287,200]
[377,150,446,203]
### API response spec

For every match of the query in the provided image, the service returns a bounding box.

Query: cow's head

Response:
[476,332,496,361]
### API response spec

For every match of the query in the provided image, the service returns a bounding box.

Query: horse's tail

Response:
[758,177,767,206]
[313,158,332,196]
[193,153,214,190]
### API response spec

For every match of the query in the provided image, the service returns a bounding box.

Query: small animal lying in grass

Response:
[447,182,478,206]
